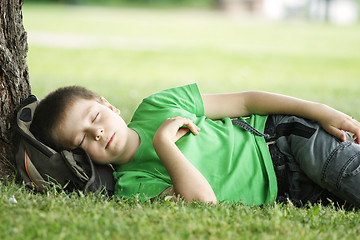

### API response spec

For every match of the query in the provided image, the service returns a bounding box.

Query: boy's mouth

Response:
[105,133,115,149]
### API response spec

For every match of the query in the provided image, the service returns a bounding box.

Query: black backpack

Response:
[15,95,115,195]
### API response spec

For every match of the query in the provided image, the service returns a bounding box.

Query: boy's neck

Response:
[127,128,141,161]
[114,128,140,165]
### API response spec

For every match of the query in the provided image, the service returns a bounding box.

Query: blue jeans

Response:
[269,115,360,207]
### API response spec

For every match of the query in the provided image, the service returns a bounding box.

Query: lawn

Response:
[2,182,360,240]
[2,2,360,239]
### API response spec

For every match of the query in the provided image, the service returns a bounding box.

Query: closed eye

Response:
[79,134,86,147]
[92,112,99,123]
[79,112,99,147]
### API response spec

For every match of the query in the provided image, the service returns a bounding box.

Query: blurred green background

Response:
[23,0,360,122]
[25,0,214,8]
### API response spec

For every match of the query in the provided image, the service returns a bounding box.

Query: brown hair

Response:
[31,86,101,151]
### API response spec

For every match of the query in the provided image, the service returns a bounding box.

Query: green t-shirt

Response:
[114,84,277,205]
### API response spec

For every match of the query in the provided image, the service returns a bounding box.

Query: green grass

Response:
[3,3,360,239]
[2,182,360,240]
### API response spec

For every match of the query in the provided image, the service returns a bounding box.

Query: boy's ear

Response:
[100,97,121,115]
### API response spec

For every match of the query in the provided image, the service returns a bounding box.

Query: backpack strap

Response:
[62,150,91,183]
[63,148,115,195]
[231,118,271,140]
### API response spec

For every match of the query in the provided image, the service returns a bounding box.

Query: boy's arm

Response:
[202,91,360,143]
[153,116,217,204]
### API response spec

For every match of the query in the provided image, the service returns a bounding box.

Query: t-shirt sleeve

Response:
[131,83,204,122]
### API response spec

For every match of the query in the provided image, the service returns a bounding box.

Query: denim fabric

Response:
[270,115,360,207]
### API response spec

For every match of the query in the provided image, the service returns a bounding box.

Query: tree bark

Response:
[0,0,31,183]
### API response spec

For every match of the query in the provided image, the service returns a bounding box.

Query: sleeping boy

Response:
[31,83,360,206]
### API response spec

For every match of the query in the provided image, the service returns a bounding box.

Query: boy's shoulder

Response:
[131,83,203,122]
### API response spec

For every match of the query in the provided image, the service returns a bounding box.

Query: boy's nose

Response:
[94,129,104,141]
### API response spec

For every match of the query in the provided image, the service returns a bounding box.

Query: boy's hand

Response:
[316,105,360,144]
[153,117,216,204]
[154,116,200,143]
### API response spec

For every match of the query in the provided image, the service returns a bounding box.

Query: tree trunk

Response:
[0,0,31,183]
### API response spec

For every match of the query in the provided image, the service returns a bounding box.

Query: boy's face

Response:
[53,97,131,165]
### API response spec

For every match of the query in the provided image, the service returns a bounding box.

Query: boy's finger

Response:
[353,135,359,144]
[175,128,190,141]
[327,126,346,142]
[176,117,200,135]
[186,122,200,135]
